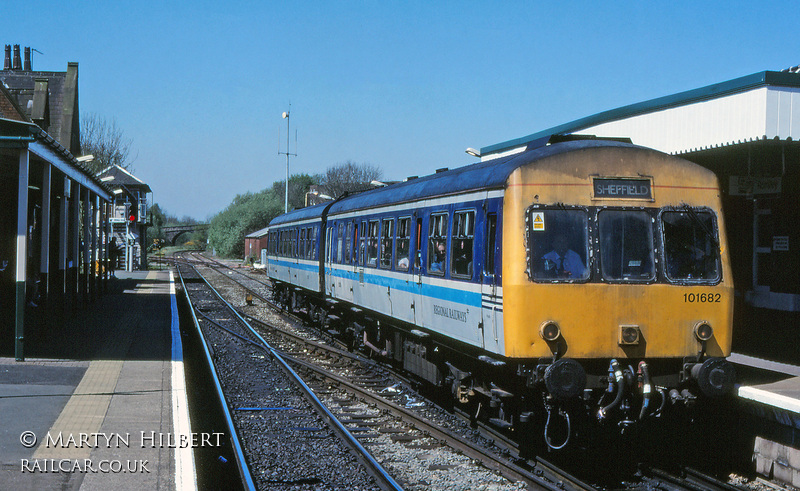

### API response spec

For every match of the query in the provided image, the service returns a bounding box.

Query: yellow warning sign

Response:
[532,212,545,231]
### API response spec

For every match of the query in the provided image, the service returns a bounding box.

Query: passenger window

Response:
[310,227,316,259]
[451,210,475,279]
[380,218,393,269]
[358,222,366,266]
[395,217,411,271]
[484,213,497,276]
[336,223,344,263]
[529,209,589,281]
[662,210,720,282]
[325,227,332,262]
[299,229,305,258]
[367,220,379,266]
[415,218,422,268]
[598,210,655,281]
[428,213,448,275]
[345,222,353,263]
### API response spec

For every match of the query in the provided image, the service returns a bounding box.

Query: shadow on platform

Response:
[0,272,173,362]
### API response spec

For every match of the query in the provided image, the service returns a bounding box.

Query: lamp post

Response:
[279,108,296,213]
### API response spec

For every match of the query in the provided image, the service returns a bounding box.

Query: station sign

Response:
[592,177,653,200]
[773,236,789,252]
[729,176,782,196]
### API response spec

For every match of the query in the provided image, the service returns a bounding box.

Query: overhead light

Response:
[113,188,123,194]
[465,148,480,157]
[77,154,95,162]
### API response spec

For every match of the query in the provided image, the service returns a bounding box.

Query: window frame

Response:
[366,219,380,267]
[596,208,656,283]
[380,217,394,269]
[484,213,497,277]
[345,221,353,264]
[428,212,449,276]
[659,207,722,285]
[395,216,412,271]
[526,206,591,283]
[450,209,476,280]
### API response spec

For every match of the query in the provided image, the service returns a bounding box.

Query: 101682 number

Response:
[684,293,721,303]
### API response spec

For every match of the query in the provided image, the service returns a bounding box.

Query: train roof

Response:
[269,139,645,227]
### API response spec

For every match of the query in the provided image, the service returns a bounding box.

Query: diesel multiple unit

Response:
[264,139,736,449]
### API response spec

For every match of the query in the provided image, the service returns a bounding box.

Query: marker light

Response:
[539,321,561,342]
[694,322,713,342]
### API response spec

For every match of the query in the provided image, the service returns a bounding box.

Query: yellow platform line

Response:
[32,359,126,459]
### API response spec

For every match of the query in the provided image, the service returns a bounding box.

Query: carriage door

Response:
[481,210,502,352]
[409,216,424,324]
[325,225,334,296]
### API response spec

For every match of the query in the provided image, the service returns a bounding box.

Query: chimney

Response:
[12,44,21,70]
[24,47,31,71]
[3,45,10,70]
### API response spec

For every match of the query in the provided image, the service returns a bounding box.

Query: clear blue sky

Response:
[6,1,798,220]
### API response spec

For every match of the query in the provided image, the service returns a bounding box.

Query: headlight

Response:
[539,321,561,342]
[619,325,640,345]
[694,322,713,341]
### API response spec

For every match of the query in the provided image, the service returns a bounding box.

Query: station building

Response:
[244,226,269,265]
[96,164,151,271]
[479,66,800,351]
[1,45,112,360]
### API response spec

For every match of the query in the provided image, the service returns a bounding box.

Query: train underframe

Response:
[272,282,736,456]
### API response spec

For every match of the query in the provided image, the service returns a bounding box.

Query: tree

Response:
[207,172,316,258]
[207,190,284,258]
[271,173,315,210]
[80,113,135,174]
[318,161,383,199]
[148,203,167,241]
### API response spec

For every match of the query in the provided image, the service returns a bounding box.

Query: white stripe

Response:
[330,190,504,220]
[170,271,197,490]
[738,386,800,414]
[325,263,487,292]
[269,190,505,230]
[273,217,323,227]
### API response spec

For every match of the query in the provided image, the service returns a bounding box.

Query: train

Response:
[263,137,736,450]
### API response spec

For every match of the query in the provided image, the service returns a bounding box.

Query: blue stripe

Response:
[270,258,481,308]
[170,272,183,363]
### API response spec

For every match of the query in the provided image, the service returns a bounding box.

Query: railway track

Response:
[174,252,767,491]
[176,258,395,490]
[639,466,745,491]
[183,252,598,490]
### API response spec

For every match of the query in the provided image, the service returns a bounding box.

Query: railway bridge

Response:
[162,224,209,245]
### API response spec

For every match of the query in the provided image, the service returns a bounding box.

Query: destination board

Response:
[593,178,652,200]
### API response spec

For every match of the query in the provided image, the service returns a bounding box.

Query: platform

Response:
[0,271,195,490]
[733,352,800,416]
[732,352,800,487]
